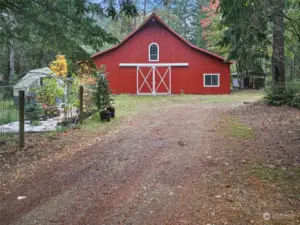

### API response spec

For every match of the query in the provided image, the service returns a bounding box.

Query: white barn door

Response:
[137,67,154,94]
[137,66,171,95]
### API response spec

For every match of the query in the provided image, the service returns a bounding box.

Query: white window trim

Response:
[203,73,220,87]
[149,43,159,62]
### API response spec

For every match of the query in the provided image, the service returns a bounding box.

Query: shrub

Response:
[287,79,300,108]
[36,78,64,106]
[290,93,300,108]
[264,84,287,106]
[31,120,40,126]
[264,79,300,108]
[25,102,43,124]
[49,54,68,77]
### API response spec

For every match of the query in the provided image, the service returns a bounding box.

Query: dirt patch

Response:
[231,102,300,166]
[228,102,300,224]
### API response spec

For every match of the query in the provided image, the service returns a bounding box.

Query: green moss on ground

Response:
[222,116,255,139]
[251,164,300,200]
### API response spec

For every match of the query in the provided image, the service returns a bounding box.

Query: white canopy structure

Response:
[13,67,63,97]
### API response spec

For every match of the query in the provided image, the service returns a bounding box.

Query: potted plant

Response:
[93,75,114,122]
[107,105,115,118]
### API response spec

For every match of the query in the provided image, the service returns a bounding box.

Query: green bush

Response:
[290,93,300,108]
[31,120,40,126]
[35,78,64,106]
[25,102,44,124]
[264,84,287,106]
[287,79,300,108]
[264,79,300,108]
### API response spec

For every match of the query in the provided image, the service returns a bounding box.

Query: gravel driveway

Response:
[0,100,258,225]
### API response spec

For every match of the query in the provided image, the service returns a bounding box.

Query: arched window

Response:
[149,43,159,61]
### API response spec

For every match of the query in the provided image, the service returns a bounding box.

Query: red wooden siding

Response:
[92,15,230,95]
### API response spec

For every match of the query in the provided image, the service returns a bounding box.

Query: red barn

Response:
[92,13,230,95]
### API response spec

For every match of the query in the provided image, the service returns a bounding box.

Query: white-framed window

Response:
[149,43,159,62]
[204,74,220,87]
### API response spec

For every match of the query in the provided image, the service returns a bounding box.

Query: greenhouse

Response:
[13,67,64,104]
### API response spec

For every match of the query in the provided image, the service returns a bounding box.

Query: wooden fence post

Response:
[79,86,84,124]
[19,90,25,148]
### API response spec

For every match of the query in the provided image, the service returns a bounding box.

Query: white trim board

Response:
[120,63,188,67]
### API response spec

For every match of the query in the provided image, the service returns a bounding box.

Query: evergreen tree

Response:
[93,75,114,112]
[218,0,287,85]
[172,0,190,41]
[0,0,138,84]
[188,0,199,45]
[162,0,209,47]
[0,1,138,53]
[218,0,270,72]
[195,0,209,47]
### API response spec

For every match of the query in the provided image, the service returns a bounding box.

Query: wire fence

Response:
[0,86,19,150]
[0,84,97,153]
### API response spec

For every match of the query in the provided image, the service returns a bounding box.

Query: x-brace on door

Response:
[137,66,171,95]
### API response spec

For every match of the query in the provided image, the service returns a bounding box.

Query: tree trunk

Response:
[9,42,15,83]
[15,52,21,78]
[134,0,138,28]
[272,0,285,85]
[236,62,241,89]
[143,0,148,19]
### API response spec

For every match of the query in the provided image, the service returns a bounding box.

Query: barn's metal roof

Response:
[92,13,230,63]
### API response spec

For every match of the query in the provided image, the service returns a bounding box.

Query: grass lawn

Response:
[112,89,263,106]
[83,90,263,131]
[114,89,263,114]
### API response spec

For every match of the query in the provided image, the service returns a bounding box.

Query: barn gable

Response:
[92,13,228,63]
